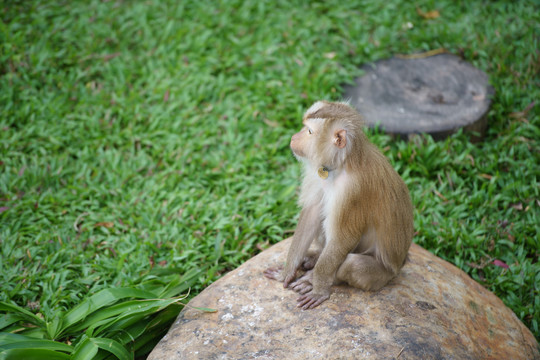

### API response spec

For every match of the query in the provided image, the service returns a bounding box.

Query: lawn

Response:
[1,0,538,357]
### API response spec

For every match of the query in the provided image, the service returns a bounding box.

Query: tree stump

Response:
[343,54,494,141]
[148,238,538,360]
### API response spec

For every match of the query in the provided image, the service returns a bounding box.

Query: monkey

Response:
[264,100,414,310]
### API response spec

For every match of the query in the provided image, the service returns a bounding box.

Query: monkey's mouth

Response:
[290,145,304,159]
[291,148,305,161]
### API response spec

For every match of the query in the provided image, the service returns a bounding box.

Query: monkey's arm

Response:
[282,203,322,287]
[264,203,322,287]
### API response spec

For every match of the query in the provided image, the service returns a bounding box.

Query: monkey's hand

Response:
[263,267,284,281]
[289,270,313,294]
[263,267,297,288]
[282,270,297,288]
[297,289,331,310]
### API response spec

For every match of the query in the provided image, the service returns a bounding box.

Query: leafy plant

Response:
[0,270,211,359]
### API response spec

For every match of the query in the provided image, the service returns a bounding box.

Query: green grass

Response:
[1,0,538,355]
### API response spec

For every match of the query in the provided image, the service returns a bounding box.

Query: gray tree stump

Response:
[343,54,494,141]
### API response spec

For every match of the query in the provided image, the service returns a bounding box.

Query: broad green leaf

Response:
[17,327,48,339]
[0,348,70,360]
[66,298,177,334]
[62,288,157,331]
[109,305,182,347]
[0,302,45,328]
[122,304,197,356]
[0,333,35,345]
[90,338,132,360]
[46,317,63,340]
[108,320,147,347]
[65,300,145,334]
[71,336,98,360]
[0,339,72,353]
[144,305,183,332]
[132,330,169,357]
[0,315,25,331]
[90,298,182,336]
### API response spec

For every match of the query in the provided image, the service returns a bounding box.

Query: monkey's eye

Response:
[307,128,313,135]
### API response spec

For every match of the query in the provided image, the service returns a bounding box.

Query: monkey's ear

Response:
[333,129,347,148]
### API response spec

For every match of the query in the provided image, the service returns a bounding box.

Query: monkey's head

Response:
[290,101,364,170]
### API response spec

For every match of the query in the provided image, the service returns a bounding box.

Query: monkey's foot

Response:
[297,291,330,310]
[301,249,321,270]
[301,256,317,270]
[290,271,313,294]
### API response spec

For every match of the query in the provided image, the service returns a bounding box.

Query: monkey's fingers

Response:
[283,273,296,288]
[297,293,329,310]
[290,281,313,294]
[263,267,282,281]
[297,296,318,310]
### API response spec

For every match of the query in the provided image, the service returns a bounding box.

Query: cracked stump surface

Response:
[343,54,494,141]
[149,238,538,360]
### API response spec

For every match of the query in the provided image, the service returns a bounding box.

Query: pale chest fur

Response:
[322,169,349,242]
[300,165,349,243]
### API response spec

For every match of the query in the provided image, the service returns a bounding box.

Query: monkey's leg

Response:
[336,254,396,291]
[296,242,351,309]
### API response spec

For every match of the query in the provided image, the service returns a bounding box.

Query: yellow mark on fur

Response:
[318,166,329,179]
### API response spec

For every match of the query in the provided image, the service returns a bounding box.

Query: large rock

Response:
[149,238,539,359]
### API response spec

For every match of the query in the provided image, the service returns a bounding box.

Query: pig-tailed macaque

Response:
[264,101,414,309]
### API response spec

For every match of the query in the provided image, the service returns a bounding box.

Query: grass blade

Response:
[191,306,217,313]
[143,268,204,298]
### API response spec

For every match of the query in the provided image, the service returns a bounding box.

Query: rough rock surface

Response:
[149,238,539,360]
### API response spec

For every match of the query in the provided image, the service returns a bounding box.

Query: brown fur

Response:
[264,101,414,309]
